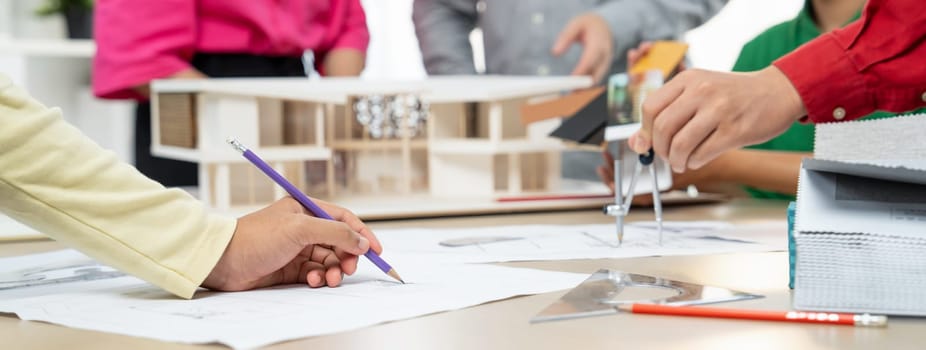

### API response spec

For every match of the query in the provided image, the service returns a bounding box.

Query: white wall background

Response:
[0,1,133,164]
[685,0,804,71]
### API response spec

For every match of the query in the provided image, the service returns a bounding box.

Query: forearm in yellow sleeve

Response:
[0,74,235,299]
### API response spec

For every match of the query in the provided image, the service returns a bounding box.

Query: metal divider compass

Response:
[602,146,663,246]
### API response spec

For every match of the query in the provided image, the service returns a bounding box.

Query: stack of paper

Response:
[793,113,926,316]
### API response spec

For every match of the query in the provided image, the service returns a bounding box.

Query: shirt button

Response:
[832,107,846,120]
[536,65,550,75]
[921,91,926,102]
[531,13,544,25]
[476,1,486,12]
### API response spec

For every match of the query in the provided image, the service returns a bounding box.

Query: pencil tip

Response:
[387,270,405,284]
[227,138,247,153]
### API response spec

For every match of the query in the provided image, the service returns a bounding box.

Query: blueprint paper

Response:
[0,221,786,347]
[0,250,586,349]
[374,221,786,264]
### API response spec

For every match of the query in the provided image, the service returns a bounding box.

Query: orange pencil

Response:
[617,304,887,327]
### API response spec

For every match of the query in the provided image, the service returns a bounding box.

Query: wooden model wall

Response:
[426,98,560,197]
[154,93,333,210]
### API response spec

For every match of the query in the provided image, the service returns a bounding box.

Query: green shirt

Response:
[730,0,921,200]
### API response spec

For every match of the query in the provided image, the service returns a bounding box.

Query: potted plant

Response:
[35,0,94,39]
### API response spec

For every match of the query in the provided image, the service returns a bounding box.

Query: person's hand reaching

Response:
[552,13,614,83]
[628,66,806,172]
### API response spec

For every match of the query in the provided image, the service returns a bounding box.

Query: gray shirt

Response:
[414,0,727,80]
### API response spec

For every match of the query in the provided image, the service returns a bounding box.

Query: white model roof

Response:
[152,75,593,103]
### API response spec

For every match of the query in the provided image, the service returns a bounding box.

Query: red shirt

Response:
[773,0,926,123]
[92,0,369,100]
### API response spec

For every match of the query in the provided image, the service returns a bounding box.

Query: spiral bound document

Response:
[793,113,926,316]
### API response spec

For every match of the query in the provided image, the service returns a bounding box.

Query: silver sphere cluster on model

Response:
[353,94,429,139]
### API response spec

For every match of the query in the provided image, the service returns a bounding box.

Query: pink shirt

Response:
[92,0,369,100]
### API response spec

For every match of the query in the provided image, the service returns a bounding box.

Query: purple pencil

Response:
[228,138,404,284]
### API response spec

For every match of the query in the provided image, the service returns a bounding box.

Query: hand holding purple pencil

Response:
[228,138,405,284]
[203,196,381,291]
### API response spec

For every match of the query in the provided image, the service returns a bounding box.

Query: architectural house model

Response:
[150,76,615,218]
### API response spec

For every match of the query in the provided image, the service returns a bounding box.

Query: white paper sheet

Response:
[0,250,586,349]
[374,221,786,264]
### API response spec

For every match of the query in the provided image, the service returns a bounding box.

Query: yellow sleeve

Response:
[0,74,235,299]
